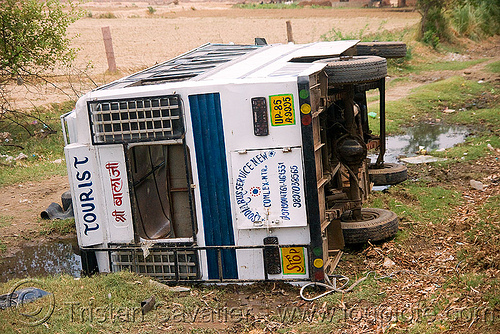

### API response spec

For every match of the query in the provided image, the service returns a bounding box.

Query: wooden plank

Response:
[325,250,343,275]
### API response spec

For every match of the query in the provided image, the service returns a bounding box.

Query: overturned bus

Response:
[62,40,407,283]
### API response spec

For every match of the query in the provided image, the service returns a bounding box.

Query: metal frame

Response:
[297,76,324,282]
[83,244,311,283]
[98,43,263,90]
[87,95,184,145]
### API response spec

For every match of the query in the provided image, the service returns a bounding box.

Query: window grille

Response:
[111,249,199,280]
[88,95,183,144]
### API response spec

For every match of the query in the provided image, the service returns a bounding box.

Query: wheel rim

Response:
[342,210,379,223]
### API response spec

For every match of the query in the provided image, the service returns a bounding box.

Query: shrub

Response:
[147,6,156,15]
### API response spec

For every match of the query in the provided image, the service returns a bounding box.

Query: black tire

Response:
[322,56,387,85]
[61,190,72,211]
[356,42,407,59]
[341,208,399,245]
[368,163,407,186]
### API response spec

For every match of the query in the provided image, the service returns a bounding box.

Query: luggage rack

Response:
[85,244,312,283]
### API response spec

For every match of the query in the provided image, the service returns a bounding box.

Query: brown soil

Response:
[7,2,421,110]
[0,175,70,256]
[69,3,418,74]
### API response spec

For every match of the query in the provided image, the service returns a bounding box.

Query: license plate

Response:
[269,94,295,126]
[281,247,306,275]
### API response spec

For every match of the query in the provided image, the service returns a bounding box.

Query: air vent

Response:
[88,95,184,144]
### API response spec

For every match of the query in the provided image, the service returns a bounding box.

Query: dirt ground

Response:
[70,1,419,74]
[6,2,421,111]
[0,175,69,257]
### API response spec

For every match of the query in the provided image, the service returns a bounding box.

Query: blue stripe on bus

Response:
[189,93,238,280]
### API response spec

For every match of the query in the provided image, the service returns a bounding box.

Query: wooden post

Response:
[286,20,294,43]
[101,26,117,72]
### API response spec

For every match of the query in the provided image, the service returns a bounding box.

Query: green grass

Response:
[97,12,117,19]
[411,58,488,72]
[449,105,500,128]
[233,3,302,9]
[0,162,67,186]
[0,272,176,333]
[0,240,6,253]
[39,218,76,236]
[368,76,497,135]
[368,182,463,229]
[485,60,500,73]
[432,135,500,163]
[0,102,72,186]
[0,215,13,227]
[321,23,414,44]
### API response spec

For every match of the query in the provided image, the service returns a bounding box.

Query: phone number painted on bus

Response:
[232,149,306,229]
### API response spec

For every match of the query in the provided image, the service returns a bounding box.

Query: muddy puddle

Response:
[369,123,469,163]
[0,238,82,283]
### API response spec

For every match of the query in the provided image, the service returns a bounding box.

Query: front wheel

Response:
[341,208,399,245]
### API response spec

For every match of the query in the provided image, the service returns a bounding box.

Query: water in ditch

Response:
[369,123,469,164]
[0,238,82,283]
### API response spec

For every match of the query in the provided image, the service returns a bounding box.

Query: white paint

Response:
[231,148,307,229]
[64,144,106,247]
[96,145,134,244]
[66,41,358,280]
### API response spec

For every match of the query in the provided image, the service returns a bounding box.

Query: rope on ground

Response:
[299,270,423,301]
[300,271,376,301]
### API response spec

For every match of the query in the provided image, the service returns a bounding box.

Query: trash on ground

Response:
[148,279,191,292]
[40,190,74,220]
[383,257,396,268]
[400,155,448,164]
[417,146,427,155]
[41,202,73,220]
[141,295,155,315]
[469,179,484,191]
[0,288,52,309]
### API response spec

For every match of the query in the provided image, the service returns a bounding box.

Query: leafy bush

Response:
[416,0,499,46]
[451,0,500,40]
[417,1,451,47]
[0,0,80,79]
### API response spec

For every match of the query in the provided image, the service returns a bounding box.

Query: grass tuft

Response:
[39,218,76,236]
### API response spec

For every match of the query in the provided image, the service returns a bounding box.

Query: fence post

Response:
[101,26,117,72]
[286,20,294,43]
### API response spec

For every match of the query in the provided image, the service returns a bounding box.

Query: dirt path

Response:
[0,175,70,257]
[69,6,418,74]
[368,53,500,109]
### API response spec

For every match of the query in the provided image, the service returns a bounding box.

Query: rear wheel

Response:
[341,208,399,245]
[321,56,387,85]
[368,163,407,186]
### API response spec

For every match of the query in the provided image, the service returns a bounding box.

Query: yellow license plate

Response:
[269,94,295,126]
[281,247,306,275]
